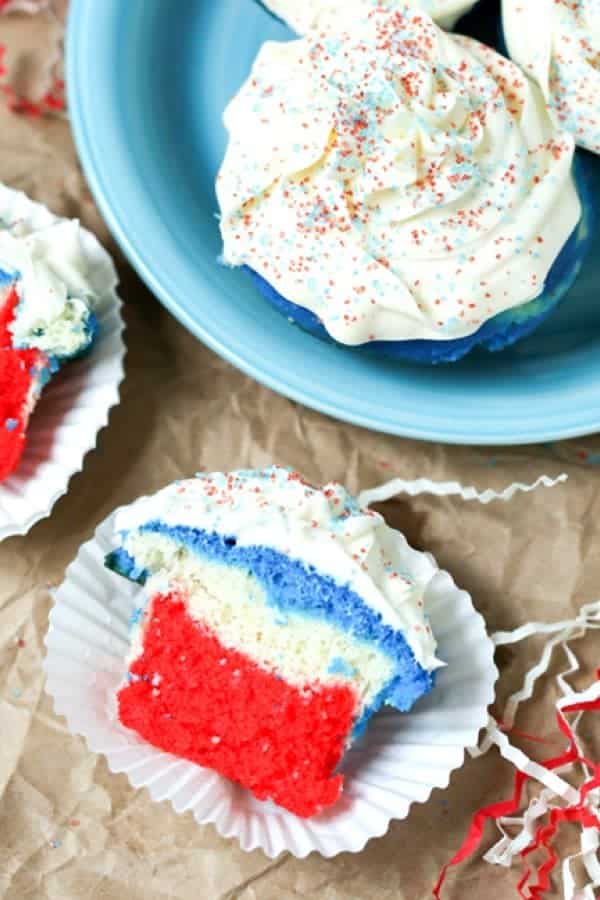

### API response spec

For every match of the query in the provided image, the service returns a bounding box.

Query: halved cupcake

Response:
[0,186,100,481]
[217,5,593,363]
[105,466,441,818]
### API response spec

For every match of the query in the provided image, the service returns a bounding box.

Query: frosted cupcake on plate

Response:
[105,466,441,817]
[256,0,478,32]
[0,189,100,481]
[217,4,593,363]
[503,0,600,156]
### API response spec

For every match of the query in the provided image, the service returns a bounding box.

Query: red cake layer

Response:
[118,592,359,818]
[0,286,18,347]
[0,286,49,481]
[0,347,43,481]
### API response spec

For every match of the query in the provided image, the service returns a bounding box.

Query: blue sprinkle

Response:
[4,418,18,432]
[49,839,62,849]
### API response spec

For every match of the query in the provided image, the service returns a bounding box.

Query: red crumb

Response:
[118,592,358,818]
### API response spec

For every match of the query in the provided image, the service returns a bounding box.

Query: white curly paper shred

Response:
[492,601,600,733]
[358,473,568,509]
[563,827,600,900]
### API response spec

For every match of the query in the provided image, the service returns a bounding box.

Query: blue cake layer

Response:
[245,155,595,364]
[106,522,435,726]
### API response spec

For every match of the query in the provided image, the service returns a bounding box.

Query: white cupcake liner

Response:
[44,503,497,859]
[0,185,125,540]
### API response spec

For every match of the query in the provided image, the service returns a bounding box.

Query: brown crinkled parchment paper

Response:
[0,7,599,900]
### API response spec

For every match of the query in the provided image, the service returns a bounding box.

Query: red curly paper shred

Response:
[433,773,529,899]
[434,687,600,899]
[519,807,599,900]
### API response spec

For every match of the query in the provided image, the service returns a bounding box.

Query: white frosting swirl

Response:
[217,6,580,345]
[115,466,441,671]
[259,0,477,32]
[0,216,98,358]
[503,0,600,155]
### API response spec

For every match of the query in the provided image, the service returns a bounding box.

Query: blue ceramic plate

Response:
[67,0,600,445]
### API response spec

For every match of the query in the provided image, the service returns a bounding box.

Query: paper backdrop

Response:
[0,6,599,899]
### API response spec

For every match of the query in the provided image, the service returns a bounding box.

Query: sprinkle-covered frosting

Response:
[217,5,580,345]
[114,466,441,671]
[0,216,98,358]
[258,0,477,32]
[502,0,600,153]
[503,0,600,155]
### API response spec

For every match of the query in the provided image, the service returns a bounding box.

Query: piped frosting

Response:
[503,0,600,155]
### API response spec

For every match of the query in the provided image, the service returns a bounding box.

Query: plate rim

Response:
[66,0,600,446]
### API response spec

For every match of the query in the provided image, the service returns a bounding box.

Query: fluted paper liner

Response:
[44,498,497,858]
[0,184,125,540]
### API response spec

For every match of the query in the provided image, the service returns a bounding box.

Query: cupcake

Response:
[256,0,478,32]
[105,466,441,818]
[503,0,600,155]
[0,185,100,481]
[217,5,592,363]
